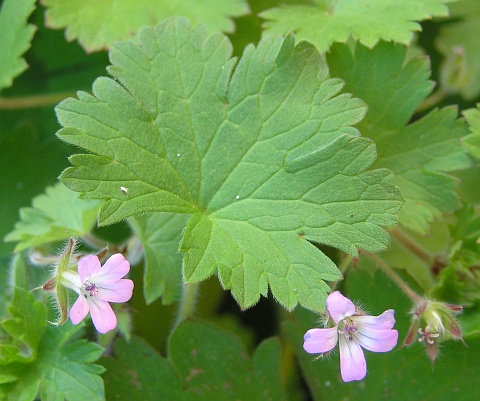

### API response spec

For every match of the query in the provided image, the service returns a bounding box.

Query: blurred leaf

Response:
[42,0,249,52]
[328,41,471,234]
[5,182,100,252]
[436,0,480,100]
[128,213,189,305]
[260,0,452,53]
[0,0,36,91]
[462,105,480,159]
[55,18,402,312]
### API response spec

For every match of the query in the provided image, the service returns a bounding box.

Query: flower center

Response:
[418,325,440,345]
[338,318,357,340]
[83,281,98,298]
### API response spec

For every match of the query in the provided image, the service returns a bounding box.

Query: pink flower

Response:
[61,253,134,334]
[303,291,398,382]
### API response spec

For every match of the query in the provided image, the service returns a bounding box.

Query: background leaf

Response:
[128,213,189,305]
[260,0,452,53]
[5,182,100,252]
[55,18,402,312]
[327,41,471,234]
[0,0,36,91]
[42,0,249,52]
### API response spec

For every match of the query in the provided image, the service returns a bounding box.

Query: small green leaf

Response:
[328,41,471,234]
[42,0,249,52]
[5,183,100,252]
[0,289,105,401]
[128,213,189,305]
[436,0,480,100]
[56,18,402,311]
[260,0,452,53]
[0,0,36,90]
[463,105,480,159]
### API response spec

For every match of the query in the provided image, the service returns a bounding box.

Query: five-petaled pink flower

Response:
[303,291,398,382]
[62,253,134,334]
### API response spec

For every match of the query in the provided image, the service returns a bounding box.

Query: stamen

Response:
[418,325,440,344]
[338,319,357,340]
[84,282,98,297]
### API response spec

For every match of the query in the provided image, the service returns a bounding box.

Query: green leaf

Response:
[327,41,471,234]
[56,18,402,312]
[101,336,182,401]
[260,0,452,53]
[42,0,249,52]
[462,105,480,159]
[0,0,36,90]
[436,0,480,100]
[5,182,100,252]
[102,322,285,401]
[128,213,189,305]
[0,288,105,401]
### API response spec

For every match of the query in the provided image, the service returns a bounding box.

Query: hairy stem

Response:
[173,282,199,329]
[366,252,422,303]
[0,92,75,109]
[392,227,434,264]
[330,254,354,291]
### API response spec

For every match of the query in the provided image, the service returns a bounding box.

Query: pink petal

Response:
[303,327,338,354]
[326,291,356,324]
[354,309,396,330]
[69,295,90,325]
[338,335,367,382]
[78,255,102,283]
[93,254,130,286]
[88,297,117,334]
[97,279,134,302]
[354,327,398,353]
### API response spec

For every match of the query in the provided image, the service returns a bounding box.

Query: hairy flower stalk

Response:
[61,253,134,334]
[303,291,398,382]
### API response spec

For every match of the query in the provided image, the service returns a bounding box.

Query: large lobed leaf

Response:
[56,18,402,312]
[260,0,453,53]
[42,0,249,52]
[0,0,36,91]
[328,41,471,234]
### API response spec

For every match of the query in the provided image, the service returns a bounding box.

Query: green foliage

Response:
[436,0,480,100]
[5,183,100,252]
[0,0,36,91]
[0,288,105,401]
[55,18,402,312]
[128,213,189,305]
[327,41,471,234]
[463,105,480,159]
[260,0,452,53]
[101,320,285,401]
[42,0,249,52]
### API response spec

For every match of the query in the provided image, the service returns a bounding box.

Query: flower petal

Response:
[93,253,130,286]
[97,279,134,303]
[355,327,398,352]
[326,291,356,324]
[88,297,117,334]
[303,327,338,354]
[338,335,367,382]
[354,309,396,330]
[61,271,82,294]
[69,295,90,325]
[78,255,102,283]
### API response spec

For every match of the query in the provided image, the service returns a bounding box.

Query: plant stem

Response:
[173,282,199,329]
[330,254,354,291]
[392,227,433,264]
[0,91,76,109]
[366,251,422,303]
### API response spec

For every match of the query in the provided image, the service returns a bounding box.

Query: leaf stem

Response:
[330,253,354,291]
[365,251,422,303]
[392,227,434,264]
[0,91,76,109]
[173,282,199,329]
